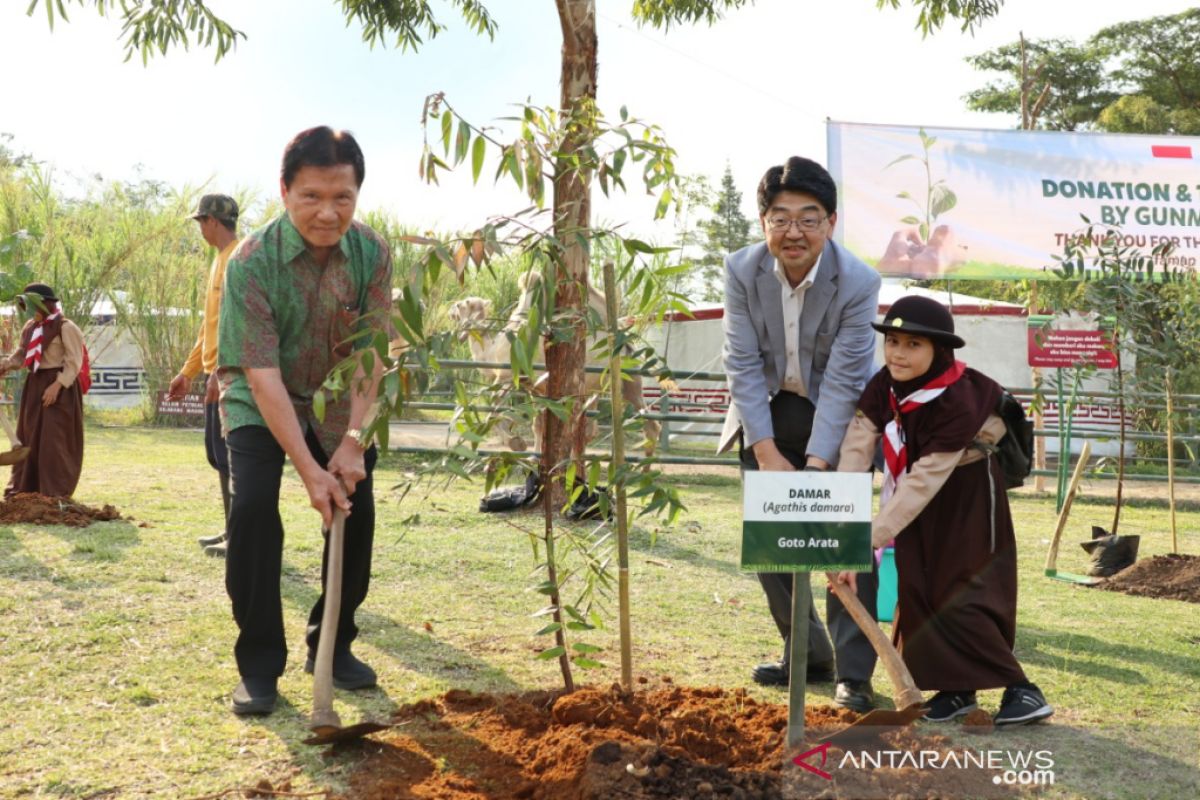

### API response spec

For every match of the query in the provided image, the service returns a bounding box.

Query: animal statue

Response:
[448,273,660,454]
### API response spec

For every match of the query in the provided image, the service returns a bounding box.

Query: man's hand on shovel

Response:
[300,436,366,528]
[328,438,366,495]
[299,464,351,529]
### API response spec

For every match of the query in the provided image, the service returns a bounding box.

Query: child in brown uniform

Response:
[835,295,1052,726]
[0,283,86,499]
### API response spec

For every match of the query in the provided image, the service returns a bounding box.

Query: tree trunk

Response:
[1111,330,1125,536]
[544,0,597,510]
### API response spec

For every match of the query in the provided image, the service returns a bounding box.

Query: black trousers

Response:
[203,383,229,474]
[203,385,232,532]
[740,392,879,683]
[225,425,377,681]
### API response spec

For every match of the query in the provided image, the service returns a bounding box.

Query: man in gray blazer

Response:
[719,156,881,712]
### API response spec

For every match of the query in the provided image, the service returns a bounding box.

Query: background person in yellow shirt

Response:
[168,193,240,557]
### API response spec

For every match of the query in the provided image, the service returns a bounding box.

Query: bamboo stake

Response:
[603,261,632,691]
[1167,370,1178,554]
[1030,281,1046,492]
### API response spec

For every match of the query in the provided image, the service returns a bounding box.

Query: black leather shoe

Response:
[304,650,378,690]
[231,677,277,715]
[752,661,789,686]
[751,660,836,687]
[834,680,876,713]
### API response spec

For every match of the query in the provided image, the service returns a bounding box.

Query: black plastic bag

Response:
[479,473,541,513]
[1080,525,1140,577]
[566,485,612,521]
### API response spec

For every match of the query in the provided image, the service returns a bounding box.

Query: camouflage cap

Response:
[189,194,239,226]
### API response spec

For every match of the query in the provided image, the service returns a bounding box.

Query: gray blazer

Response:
[718,239,881,465]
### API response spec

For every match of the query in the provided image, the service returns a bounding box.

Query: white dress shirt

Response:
[774,250,822,397]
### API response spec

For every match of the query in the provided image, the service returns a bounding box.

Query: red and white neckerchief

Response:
[24,309,62,372]
[880,360,967,505]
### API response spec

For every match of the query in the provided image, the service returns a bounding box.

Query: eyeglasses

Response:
[766,215,828,232]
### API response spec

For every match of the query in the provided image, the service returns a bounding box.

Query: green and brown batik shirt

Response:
[217,213,393,457]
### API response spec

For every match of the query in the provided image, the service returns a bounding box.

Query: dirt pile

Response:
[340,681,1015,800]
[0,492,123,528]
[1099,553,1200,603]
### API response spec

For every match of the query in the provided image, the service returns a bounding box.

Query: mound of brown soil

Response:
[340,682,1014,800]
[1099,553,1200,603]
[0,492,123,528]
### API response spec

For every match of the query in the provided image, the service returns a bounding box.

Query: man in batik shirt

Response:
[218,126,392,716]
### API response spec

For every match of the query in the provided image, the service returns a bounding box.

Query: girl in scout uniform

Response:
[835,295,1052,727]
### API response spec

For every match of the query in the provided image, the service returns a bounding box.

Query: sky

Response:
[1,0,1196,241]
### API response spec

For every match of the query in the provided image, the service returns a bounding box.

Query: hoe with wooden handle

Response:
[820,573,926,744]
[303,508,390,746]
[0,407,30,466]
[1043,441,1099,585]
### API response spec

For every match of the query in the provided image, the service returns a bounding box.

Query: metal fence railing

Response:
[407,360,1200,484]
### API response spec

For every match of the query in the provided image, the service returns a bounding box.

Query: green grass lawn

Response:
[0,426,1197,799]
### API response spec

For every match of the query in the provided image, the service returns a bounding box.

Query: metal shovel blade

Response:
[1044,568,1102,586]
[303,720,391,746]
[0,446,30,466]
[820,703,927,745]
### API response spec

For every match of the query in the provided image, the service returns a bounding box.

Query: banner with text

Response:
[827,121,1200,280]
[741,472,872,573]
[1027,313,1117,369]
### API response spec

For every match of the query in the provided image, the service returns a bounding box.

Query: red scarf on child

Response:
[24,309,63,372]
[881,360,967,504]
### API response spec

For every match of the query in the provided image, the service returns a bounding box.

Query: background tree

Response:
[963,37,1113,131]
[1097,94,1200,136]
[964,8,1200,134]
[697,164,753,302]
[1091,8,1200,135]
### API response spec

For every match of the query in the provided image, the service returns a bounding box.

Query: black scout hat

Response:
[189,194,239,227]
[22,283,58,302]
[16,282,58,312]
[871,295,965,349]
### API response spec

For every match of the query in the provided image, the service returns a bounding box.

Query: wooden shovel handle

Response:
[0,407,21,448]
[311,508,347,730]
[1044,441,1091,572]
[825,573,924,710]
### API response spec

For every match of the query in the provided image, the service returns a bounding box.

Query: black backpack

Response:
[975,390,1034,490]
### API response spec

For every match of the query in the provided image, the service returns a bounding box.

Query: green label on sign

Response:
[740,472,873,572]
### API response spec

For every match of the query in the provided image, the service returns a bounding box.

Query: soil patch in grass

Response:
[1098,553,1200,603]
[339,681,1015,799]
[0,492,123,527]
